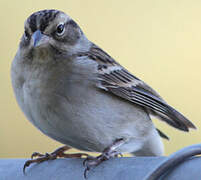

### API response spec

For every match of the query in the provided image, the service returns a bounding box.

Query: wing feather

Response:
[77,44,196,132]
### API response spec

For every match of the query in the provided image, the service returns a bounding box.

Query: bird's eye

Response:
[24,30,30,40]
[56,23,65,36]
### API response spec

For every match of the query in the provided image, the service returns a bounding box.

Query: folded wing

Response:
[79,44,196,132]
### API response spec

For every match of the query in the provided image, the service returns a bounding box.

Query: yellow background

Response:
[0,0,201,158]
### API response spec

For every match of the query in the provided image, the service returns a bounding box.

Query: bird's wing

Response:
[77,44,196,132]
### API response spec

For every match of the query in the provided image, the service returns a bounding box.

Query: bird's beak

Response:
[32,30,49,47]
[32,30,42,47]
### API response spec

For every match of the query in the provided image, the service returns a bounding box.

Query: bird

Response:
[11,9,196,177]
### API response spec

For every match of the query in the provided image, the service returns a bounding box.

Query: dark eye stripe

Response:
[67,20,78,28]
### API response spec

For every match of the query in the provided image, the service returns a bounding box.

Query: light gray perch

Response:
[0,144,201,180]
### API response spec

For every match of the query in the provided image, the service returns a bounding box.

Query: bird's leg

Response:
[83,138,125,178]
[23,145,89,173]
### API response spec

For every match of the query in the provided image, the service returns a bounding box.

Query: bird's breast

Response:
[11,58,153,153]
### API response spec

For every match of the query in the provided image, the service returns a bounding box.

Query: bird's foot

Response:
[83,138,124,178]
[23,145,89,173]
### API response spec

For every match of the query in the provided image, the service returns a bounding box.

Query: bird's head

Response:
[20,9,90,62]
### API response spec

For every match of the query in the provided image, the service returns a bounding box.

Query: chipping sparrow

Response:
[11,9,196,175]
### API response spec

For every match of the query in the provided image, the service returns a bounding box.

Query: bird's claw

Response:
[83,139,125,179]
[83,151,121,179]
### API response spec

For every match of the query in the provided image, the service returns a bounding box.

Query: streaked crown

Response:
[20,9,86,56]
[27,9,60,33]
